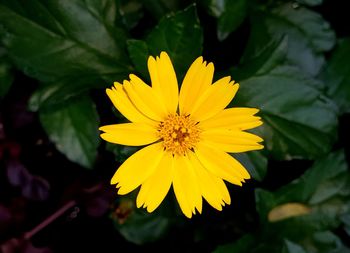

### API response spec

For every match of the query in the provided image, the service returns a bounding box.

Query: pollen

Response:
[158,114,201,155]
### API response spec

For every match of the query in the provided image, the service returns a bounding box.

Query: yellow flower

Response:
[100,52,263,218]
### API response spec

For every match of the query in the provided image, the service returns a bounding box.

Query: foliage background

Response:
[0,0,349,252]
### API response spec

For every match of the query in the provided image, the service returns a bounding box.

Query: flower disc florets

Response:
[158,114,200,155]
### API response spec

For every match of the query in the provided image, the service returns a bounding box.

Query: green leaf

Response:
[141,0,180,20]
[39,96,100,168]
[0,0,131,109]
[233,151,267,181]
[323,38,350,113]
[147,5,203,79]
[0,48,13,98]
[213,234,254,253]
[234,38,338,159]
[127,5,203,81]
[246,3,335,76]
[283,239,307,253]
[126,5,203,80]
[217,0,247,41]
[251,151,350,253]
[126,40,150,80]
[256,150,350,230]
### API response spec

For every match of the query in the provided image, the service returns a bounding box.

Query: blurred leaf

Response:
[116,0,144,30]
[323,38,350,114]
[0,48,13,98]
[341,213,350,236]
[39,97,100,168]
[283,239,307,253]
[6,159,30,187]
[0,0,131,109]
[296,0,323,6]
[216,0,247,41]
[233,151,267,181]
[234,37,338,159]
[111,198,170,244]
[22,176,50,201]
[246,3,335,76]
[127,5,203,80]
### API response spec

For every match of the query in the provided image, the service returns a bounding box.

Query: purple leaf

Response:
[6,159,31,187]
[0,204,12,223]
[22,176,50,201]
[6,159,50,201]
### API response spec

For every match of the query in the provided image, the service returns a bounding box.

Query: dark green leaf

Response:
[126,40,150,80]
[142,0,180,19]
[112,198,171,245]
[28,76,105,111]
[125,5,203,80]
[213,234,254,253]
[323,38,350,113]
[0,48,13,98]
[234,38,338,159]
[106,143,139,164]
[146,5,203,79]
[246,3,335,76]
[0,0,131,109]
[217,0,247,41]
[233,151,267,181]
[39,96,100,168]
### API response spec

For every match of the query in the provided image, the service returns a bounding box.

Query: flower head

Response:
[100,52,263,218]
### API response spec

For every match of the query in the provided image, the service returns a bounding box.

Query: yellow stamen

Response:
[158,114,201,156]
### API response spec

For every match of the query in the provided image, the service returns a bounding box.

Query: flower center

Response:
[158,114,201,155]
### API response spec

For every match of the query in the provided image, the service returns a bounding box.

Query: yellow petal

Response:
[123,79,165,121]
[179,57,214,115]
[99,123,159,146]
[106,84,153,124]
[137,152,174,212]
[200,108,263,130]
[212,176,231,205]
[148,52,179,114]
[202,128,264,153]
[172,154,202,218]
[189,78,239,122]
[195,142,250,185]
[111,143,164,195]
[187,152,227,211]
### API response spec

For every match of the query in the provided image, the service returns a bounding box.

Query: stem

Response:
[23,200,77,240]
